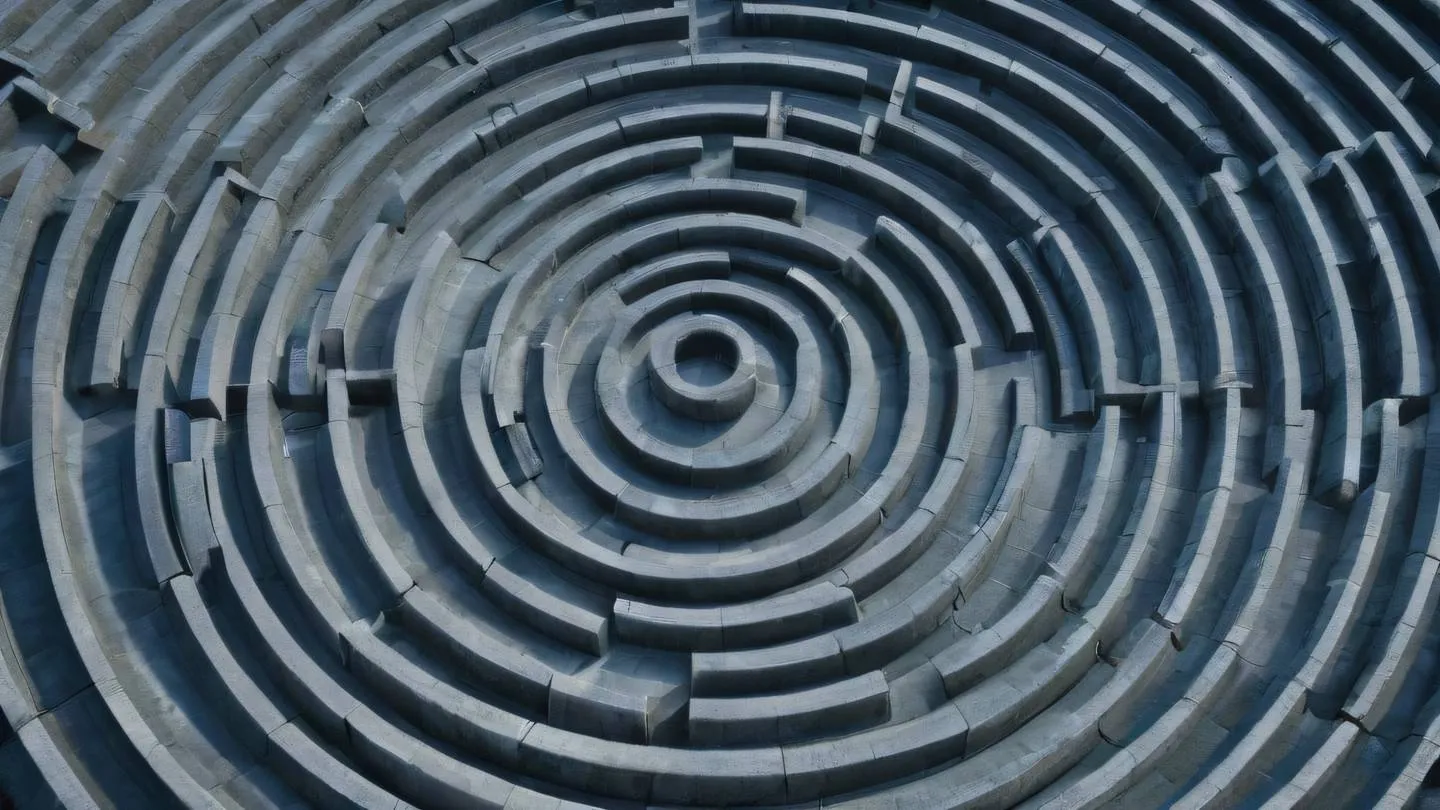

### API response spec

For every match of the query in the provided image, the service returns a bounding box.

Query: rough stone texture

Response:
[0,0,1438,807]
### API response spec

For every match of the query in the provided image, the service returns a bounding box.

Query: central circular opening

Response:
[674,330,740,386]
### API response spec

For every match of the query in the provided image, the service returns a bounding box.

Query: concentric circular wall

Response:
[0,0,1439,807]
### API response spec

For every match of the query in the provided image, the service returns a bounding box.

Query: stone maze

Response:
[1,0,1440,807]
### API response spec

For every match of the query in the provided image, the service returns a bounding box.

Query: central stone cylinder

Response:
[647,314,758,421]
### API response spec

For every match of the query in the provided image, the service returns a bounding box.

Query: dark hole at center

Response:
[674,330,739,387]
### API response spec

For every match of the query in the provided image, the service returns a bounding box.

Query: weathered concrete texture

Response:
[0,0,1438,807]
